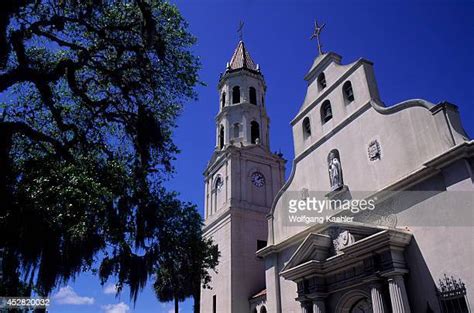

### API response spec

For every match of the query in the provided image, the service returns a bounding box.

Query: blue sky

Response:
[46,1,474,312]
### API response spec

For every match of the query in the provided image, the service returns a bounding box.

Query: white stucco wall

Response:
[202,215,232,313]
[269,53,468,246]
[262,51,472,313]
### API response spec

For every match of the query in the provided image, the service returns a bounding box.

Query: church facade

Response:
[201,40,473,313]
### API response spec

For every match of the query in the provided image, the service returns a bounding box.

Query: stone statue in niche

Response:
[328,150,343,191]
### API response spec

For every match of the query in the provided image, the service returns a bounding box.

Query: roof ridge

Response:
[241,41,247,69]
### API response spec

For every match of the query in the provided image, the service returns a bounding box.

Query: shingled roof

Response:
[228,41,258,71]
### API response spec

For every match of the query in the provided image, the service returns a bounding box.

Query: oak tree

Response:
[0,0,203,303]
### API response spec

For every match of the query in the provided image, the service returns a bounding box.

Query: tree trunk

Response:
[33,289,47,313]
[193,286,201,313]
[174,296,179,313]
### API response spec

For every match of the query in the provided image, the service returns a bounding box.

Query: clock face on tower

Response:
[251,172,265,187]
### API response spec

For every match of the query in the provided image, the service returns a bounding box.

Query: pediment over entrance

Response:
[281,233,332,273]
[280,224,412,283]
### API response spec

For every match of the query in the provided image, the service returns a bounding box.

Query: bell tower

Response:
[201,41,285,313]
[215,41,270,150]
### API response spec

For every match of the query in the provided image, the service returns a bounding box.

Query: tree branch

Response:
[1,121,69,158]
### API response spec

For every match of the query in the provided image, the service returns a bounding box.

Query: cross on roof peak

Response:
[310,19,326,55]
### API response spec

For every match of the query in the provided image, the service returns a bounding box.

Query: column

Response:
[242,114,248,144]
[300,301,314,313]
[224,119,230,145]
[370,281,386,313]
[388,275,411,313]
[300,302,309,313]
[205,179,209,218]
[312,298,326,313]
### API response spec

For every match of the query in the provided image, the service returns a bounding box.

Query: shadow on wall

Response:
[405,236,441,313]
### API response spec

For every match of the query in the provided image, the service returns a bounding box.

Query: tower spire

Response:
[227,41,258,71]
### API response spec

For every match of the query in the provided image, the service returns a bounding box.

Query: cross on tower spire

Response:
[310,19,326,55]
[237,21,244,41]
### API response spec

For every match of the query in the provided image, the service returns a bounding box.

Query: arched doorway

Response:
[335,290,373,313]
[350,298,372,313]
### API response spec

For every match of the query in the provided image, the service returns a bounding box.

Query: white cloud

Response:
[52,286,95,305]
[103,283,119,295]
[102,302,130,313]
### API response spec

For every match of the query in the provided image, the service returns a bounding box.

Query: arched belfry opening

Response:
[303,117,311,138]
[343,81,354,103]
[321,100,333,124]
[221,92,226,107]
[249,87,257,105]
[219,125,225,149]
[251,121,260,144]
[232,86,240,104]
[317,72,327,90]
